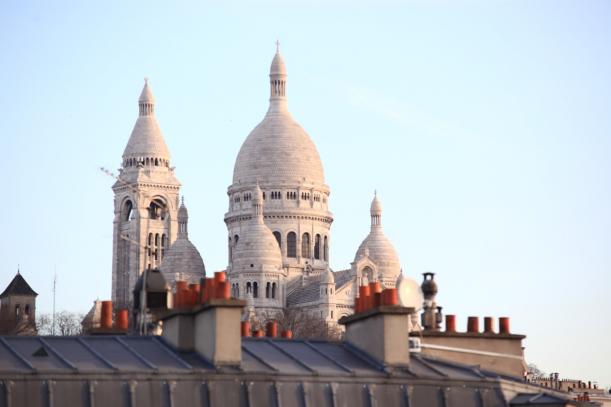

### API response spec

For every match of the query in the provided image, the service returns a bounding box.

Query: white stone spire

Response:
[122,78,171,161]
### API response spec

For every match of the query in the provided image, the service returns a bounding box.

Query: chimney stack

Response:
[340,305,413,367]
[161,298,246,366]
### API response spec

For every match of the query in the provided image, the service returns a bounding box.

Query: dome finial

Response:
[138,78,155,116]
[269,44,287,104]
[370,191,382,227]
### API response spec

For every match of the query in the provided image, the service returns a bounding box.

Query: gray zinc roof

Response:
[287,270,353,307]
[0,335,566,407]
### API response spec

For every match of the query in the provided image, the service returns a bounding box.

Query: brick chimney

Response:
[339,305,413,367]
[161,298,245,366]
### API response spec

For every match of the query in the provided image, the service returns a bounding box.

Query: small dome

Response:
[355,231,401,279]
[355,193,401,281]
[160,239,206,286]
[232,222,283,271]
[232,186,283,272]
[320,269,335,284]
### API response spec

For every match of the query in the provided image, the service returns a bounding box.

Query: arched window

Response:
[314,234,321,260]
[324,236,329,261]
[273,231,281,250]
[228,237,232,261]
[287,232,297,258]
[272,283,277,299]
[148,198,166,220]
[234,235,239,245]
[15,305,20,318]
[266,282,271,298]
[25,304,31,316]
[253,282,259,298]
[148,233,153,257]
[246,282,252,294]
[362,266,373,282]
[302,233,311,258]
[123,200,133,222]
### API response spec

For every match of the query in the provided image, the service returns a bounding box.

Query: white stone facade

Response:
[110,47,406,327]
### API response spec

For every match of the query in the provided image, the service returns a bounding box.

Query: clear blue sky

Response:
[1,0,610,387]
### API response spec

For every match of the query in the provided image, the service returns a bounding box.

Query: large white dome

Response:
[232,50,325,186]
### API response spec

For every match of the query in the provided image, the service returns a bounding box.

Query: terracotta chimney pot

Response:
[467,316,479,333]
[101,301,113,329]
[445,314,456,332]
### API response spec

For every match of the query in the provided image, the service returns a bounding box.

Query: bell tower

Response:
[111,79,181,309]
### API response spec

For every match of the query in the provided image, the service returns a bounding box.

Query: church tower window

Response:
[314,234,321,260]
[253,282,259,298]
[123,200,133,222]
[323,236,329,261]
[302,233,311,258]
[287,232,297,258]
[148,198,166,220]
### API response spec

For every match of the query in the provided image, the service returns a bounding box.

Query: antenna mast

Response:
[52,268,57,335]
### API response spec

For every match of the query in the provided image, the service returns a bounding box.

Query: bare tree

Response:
[36,312,84,336]
[527,363,545,378]
[36,314,53,335]
[258,309,342,340]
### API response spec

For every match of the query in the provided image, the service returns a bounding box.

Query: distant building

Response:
[0,270,37,335]
[529,374,611,406]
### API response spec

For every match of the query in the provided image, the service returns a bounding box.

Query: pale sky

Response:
[1,0,610,387]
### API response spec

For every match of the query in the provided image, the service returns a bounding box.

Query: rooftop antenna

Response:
[52,267,57,335]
